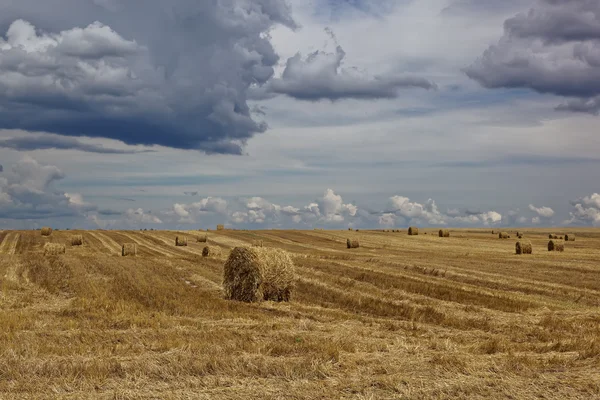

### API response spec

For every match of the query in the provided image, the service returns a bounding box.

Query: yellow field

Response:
[1,228,599,399]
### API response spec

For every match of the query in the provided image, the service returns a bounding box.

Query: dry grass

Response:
[0,227,599,399]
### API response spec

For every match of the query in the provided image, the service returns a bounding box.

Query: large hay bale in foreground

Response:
[346,239,359,249]
[439,229,450,238]
[70,235,83,246]
[197,235,208,243]
[565,234,575,242]
[43,243,65,256]
[516,241,532,255]
[175,236,188,247]
[223,247,295,303]
[408,226,419,236]
[499,232,510,239]
[548,241,564,252]
[41,227,52,236]
[122,243,137,256]
[216,224,225,231]
[202,246,222,257]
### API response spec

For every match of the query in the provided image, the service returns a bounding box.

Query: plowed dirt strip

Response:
[86,231,122,254]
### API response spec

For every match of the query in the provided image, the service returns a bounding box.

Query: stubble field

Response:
[0,228,599,399]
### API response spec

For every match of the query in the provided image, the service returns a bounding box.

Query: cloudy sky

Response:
[0,0,599,229]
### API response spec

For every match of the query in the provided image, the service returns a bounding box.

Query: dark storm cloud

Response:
[465,0,600,114]
[0,0,297,154]
[267,44,436,101]
[184,191,199,196]
[0,134,154,154]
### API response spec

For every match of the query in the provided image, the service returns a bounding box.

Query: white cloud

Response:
[529,204,555,218]
[566,193,600,226]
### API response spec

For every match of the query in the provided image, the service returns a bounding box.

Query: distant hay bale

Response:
[439,229,450,238]
[348,227,353,231]
[559,236,564,240]
[346,238,360,249]
[408,226,419,236]
[555,243,564,252]
[122,243,137,256]
[515,241,532,255]
[223,247,296,303]
[43,243,65,256]
[41,227,52,236]
[175,236,188,246]
[216,224,225,231]
[565,234,575,241]
[70,235,83,246]
[499,232,510,239]
[197,235,208,243]
[202,246,222,257]
[548,240,564,252]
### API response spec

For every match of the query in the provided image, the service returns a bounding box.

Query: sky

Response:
[0,0,599,230]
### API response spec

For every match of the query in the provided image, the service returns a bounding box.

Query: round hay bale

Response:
[548,240,564,252]
[197,235,208,243]
[516,241,532,255]
[499,232,510,239]
[223,247,295,303]
[216,224,225,231]
[122,243,137,256]
[175,236,188,247]
[565,234,575,242]
[348,227,353,231]
[41,227,52,236]
[408,226,419,236]
[555,243,565,252]
[202,246,222,257]
[346,239,359,249]
[70,235,83,246]
[43,243,65,256]
[439,229,450,238]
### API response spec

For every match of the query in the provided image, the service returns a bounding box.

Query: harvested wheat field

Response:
[1,228,600,399]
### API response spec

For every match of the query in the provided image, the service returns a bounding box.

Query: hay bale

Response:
[565,234,575,242]
[70,235,83,246]
[408,226,419,236]
[555,243,564,252]
[122,243,137,256]
[516,241,532,255]
[499,232,510,239]
[202,246,222,257]
[197,235,208,243]
[348,227,353,231]
[175,236,188,247]
[223,247,295,303]
[346,239,359,249]
[41,227,52,236]
[43,243,65,256]
[439,229,450,238]
[216,224,225,231]
[548,240,564,252]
